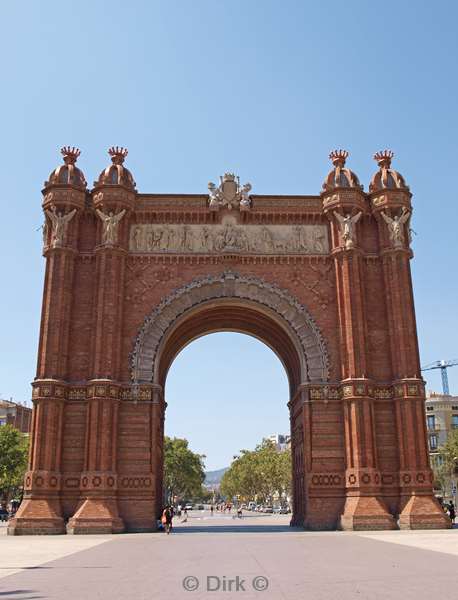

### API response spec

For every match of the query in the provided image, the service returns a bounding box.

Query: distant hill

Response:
[204,467,228,487]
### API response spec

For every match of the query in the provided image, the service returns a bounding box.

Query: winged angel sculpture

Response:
[381,208,411,248]
[96,208,126,245]
[45,207,77,247]
[333,211,362,249]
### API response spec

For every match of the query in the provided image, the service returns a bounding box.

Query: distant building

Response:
[425,392,458,467]
[0,399,32,434]
[268,434,291,452]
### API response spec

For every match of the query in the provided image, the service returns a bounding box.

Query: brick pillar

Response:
[334,248,396,529]
[323,171,396,530]
[115,384,163,532]
[9,160,86,534]
[289,388,305,526]
[153,387,166,522]
[371,178,449,529]
[68,181,135,534]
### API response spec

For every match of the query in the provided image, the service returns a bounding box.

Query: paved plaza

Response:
[1,511,458,599]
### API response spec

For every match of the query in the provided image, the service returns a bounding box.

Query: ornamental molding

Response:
[131,272,330,384]
[30,380,417,403]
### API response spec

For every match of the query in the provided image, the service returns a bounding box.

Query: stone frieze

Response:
[129,223,329,254]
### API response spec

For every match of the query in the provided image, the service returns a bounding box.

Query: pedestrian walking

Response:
[161,505,173,534]
[210,505,214,516]
[447,501,456,523]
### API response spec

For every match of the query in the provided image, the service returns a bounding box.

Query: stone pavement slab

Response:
[0,523,111,580]
[0,514,457,600]
[359,528,458,556]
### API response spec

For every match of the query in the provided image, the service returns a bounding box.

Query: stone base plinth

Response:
[304,497,346,530]
[340,496,397,531]
[8,498,65,535]
[118,497,157,533]
[399,495,451,529]
[67,497,124,534]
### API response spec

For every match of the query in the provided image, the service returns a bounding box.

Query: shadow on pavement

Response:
[171,524,301,534]
[0,591,43,599]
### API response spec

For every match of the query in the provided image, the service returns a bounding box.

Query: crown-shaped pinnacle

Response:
[108,146,128,164]
[329,149,349,167]
[60,146,81,164]
[374,149,394,168]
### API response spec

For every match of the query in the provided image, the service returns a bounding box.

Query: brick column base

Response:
[8,498,65,535]
[340,496,397,531]
[399,495,451,529]
[67,497,124,534]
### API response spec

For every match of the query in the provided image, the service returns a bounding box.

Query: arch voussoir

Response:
[131,272,330,386]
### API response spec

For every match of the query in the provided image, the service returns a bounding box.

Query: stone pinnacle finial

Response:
[108,146,128,165]
[329,149,349,168]
[374,149,394,169]
[60,146,81,165]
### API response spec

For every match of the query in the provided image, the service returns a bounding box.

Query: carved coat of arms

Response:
[208,172,252,210]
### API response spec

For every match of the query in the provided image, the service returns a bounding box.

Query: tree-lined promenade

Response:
[220,440,291,505]
[163,436,206,504]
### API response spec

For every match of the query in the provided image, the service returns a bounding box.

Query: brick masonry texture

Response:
[8,149,450,535]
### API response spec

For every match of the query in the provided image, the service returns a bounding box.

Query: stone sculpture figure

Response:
[240,183,252,208]
[133,226,142,251]
[313,228,326,253]
[208,173,252,210]
[381,208,411,248]
[160,225,171,250]
[333,211,362,249]
[96,208,126,245]
[42,220,49,248]
[200,226,213,251]
[45,207,77,248]
[208,182,222,209]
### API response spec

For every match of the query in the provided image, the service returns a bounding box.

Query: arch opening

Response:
[131,273,330,529]
[165,330,290,468]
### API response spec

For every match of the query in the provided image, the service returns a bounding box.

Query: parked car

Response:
[196,504,204,510]
[272,506,281,514]
[263,506,273,513]
[184,503,193,510]
[279,506,291,514]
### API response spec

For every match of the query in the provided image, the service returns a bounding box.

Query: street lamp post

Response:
[452,456,458,506]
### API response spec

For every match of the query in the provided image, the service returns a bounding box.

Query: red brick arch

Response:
[9,151,450,535]
[131,272,330,392]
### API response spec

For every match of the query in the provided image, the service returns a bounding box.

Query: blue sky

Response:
[1,1,457,469]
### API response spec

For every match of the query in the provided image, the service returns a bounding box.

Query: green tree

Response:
[433,429,458,497]
[163,436,205,504]
[220,439,291,503]
[0,425,29,505]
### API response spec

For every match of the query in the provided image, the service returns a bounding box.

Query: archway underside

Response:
[158,301,302,395]
[132,272,330,388]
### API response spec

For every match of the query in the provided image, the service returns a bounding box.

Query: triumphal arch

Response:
[9,146,449,534]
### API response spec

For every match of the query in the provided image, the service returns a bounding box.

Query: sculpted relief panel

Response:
[129,223,329,255]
